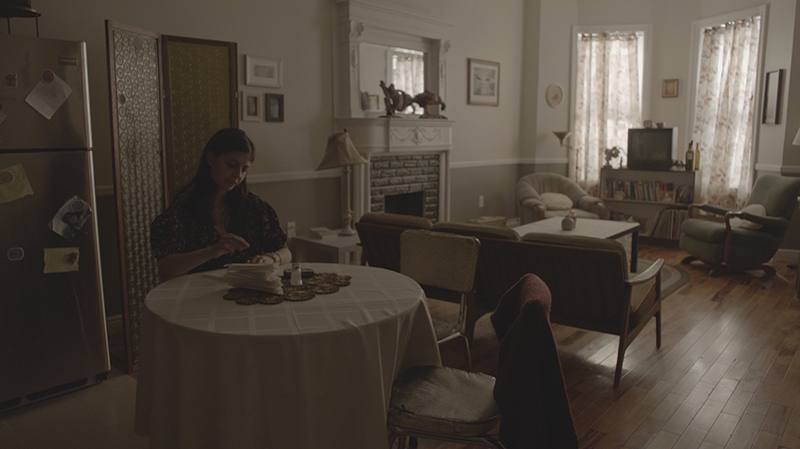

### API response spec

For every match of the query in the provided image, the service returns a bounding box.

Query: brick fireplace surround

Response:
[335,117,453,223]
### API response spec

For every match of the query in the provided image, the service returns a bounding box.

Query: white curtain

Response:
[393,51,424,113]
[573,32,641,195]
[692,16,761,208]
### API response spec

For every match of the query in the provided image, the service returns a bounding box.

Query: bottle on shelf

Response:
[685,140,694,172]
[694,142,700,171]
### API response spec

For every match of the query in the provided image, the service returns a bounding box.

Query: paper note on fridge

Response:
[50,195,92,240]
[43,247,79,273]
[24,72,72,120]
[0,164,34,205]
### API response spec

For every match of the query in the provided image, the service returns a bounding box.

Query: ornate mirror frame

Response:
[331,0,452,119]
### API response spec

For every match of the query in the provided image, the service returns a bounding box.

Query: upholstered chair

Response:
[517,172,607,224]
[679,174,800,277]
[387,274,577,449]
[400,229,480,370]
[430,221,521,344]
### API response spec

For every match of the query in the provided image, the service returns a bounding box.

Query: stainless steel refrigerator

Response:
[0,33,109,411]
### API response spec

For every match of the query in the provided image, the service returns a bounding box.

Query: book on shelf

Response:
[603,179,692,204]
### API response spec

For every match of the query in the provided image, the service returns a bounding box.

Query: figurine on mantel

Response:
[380,80,415,116]
[379,81,448,119]
[413,90,447,119]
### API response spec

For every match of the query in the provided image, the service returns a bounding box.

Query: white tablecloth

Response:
[135,263,440,449]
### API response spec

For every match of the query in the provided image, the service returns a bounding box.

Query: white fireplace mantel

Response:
[335,117,453,154]
[339,117,452,222]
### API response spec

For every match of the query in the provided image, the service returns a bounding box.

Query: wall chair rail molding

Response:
[331,0,454,222]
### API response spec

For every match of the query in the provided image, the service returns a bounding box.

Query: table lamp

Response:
[553,131,572,150]
[316,130,368,236]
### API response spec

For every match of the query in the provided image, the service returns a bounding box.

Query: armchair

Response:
[679,174,800,277]
[516,172,607,224]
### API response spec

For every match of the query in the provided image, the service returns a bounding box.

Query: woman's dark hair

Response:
[176,128,255,233]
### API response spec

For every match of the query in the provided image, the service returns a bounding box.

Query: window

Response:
[688,8,764,208]
[391,48,425,114]
[571,25,650,195]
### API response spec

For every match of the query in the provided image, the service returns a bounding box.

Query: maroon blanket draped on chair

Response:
[491,274,579,449]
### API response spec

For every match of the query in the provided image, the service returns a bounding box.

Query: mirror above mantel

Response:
[331,0,452,120]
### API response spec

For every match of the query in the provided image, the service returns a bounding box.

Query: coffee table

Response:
[512,217,641,272]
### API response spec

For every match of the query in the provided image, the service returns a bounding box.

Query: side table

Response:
[291,231,361,264]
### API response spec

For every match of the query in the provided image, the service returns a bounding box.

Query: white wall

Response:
[12,0,525,190]
[530,0,798,175]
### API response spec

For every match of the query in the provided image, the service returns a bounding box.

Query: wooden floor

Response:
[424,243,800,449]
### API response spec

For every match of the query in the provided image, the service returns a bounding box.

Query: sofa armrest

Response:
[627,258,663,285]
[519,198,546,224]
[577,195,607,219]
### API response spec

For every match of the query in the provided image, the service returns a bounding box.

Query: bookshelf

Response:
[600,168,701,241]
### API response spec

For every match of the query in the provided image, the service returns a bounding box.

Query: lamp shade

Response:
[316,131,368,170]
[553,131,572,146]
[794,127,800,146]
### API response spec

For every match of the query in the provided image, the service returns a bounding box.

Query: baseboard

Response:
[774,248,798,264]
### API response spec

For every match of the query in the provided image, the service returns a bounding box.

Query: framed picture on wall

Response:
[241,91,262,121]
[662,79,679,98]
[266,93,284,122]
[245,55,282,88]
[468,58,500,106]
[762,69,783,125]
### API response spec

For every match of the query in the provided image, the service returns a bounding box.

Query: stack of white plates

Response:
[223,263,284,294]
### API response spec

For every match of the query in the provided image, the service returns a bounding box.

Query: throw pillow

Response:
[730,203,766,230]
[539,192,573,210]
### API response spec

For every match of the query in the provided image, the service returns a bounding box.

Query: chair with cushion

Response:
[430,221,521,344]
[387,274,577,449]
[355,212,432,272]
[679,174,800,277]
[517,172,607,224]
[400,229,480,370]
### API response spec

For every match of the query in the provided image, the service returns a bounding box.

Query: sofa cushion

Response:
[358,212,432,229]
[521,233,629,279]
[539,192,573,210]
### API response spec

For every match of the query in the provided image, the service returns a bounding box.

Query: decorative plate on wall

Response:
[546,83,563,108]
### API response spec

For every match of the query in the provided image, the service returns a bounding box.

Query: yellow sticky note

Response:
[0,164,34,205]
[43,247,79,273]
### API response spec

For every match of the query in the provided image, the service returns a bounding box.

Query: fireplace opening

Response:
[384,191,424,217]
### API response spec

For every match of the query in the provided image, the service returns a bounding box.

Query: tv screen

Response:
[627,128,678,171]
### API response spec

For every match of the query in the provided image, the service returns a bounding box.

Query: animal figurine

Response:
[379,80,415,116]
[412,90,447,119]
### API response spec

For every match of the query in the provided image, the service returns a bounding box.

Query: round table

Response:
[134,263,440,449]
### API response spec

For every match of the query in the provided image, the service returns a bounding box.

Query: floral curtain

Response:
[393,50,425,113]
[692,16,761,208]
[573,32,641,195]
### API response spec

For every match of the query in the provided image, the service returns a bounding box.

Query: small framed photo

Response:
[662,79,679,98]
[762,69,783,125]
[468,58,500,106]
[369,94,380,111]
[241,91,262,121]
[245,55,281,88]
[265,93,284,122]
[659,191,676,203]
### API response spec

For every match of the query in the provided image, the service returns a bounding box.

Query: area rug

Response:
[637,258,690,298]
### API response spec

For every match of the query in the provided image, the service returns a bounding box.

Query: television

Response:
[626,128,678,171]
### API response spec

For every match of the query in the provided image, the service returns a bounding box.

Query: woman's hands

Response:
[211,233,250,258]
